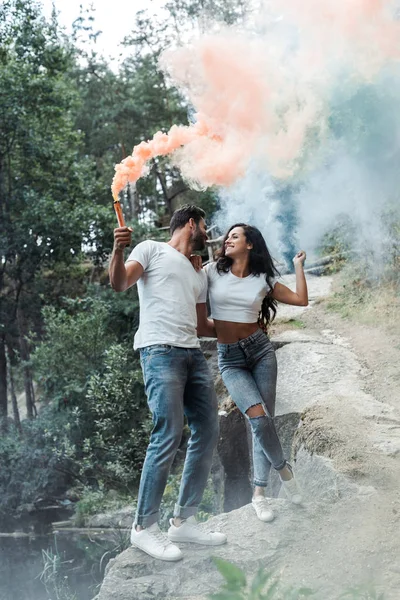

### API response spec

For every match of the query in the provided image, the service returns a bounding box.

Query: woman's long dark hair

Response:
[216,223,280,329]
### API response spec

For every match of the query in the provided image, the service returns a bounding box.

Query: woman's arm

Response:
[196,303,217,337]
[271,251,308,306]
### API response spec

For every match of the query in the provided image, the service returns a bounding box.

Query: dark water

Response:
[0,529,128,600]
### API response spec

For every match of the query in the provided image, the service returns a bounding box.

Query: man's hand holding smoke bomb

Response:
[114,226,133,251]
[293,250,306,267]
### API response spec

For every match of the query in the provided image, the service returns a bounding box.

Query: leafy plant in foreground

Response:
[209,559,385,600]
[209,558,315,600]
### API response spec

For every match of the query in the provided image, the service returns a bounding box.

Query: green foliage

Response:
[209,559,315,600]
[0,0,97,267]
[73,489,110,522]
[209,560,384,600]
[73,488,132,527]
[0,344,149,517]
[160,470,217,529]
[30,294,151,491]
[0,0,233,523]
[275,318,305,329]
[317,204,400,281]
[380,204,400,284]
[40,544,78,600]
[79,343,151,490]
[0,290,151,516]
[317,214,356,273]
[0,412,74,518]
[31,297,113,407]
[0,0,111,391]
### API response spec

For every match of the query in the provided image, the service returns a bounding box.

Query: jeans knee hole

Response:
[246,405,266,419]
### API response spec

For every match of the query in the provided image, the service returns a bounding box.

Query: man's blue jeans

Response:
[135,345,219,528]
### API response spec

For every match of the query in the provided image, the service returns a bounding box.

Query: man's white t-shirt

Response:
[127,240,207,350]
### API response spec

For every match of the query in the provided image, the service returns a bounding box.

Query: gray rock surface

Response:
[95,273,400,599]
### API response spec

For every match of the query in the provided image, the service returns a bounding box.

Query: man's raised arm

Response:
[109,227,144,292]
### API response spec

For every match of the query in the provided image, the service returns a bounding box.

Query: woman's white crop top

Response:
[204,262,276,323]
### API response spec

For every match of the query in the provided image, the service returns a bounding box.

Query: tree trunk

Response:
[6,346,22,433]
[17,305,36,419]
[0,334,8,431]
[154,165,172,216]
[126,183,140,220]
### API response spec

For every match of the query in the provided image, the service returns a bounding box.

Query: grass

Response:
[325,266,400,334]
[39,542,78,600]
[271,318,306,336]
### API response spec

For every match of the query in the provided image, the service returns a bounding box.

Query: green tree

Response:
[0,0,110,422]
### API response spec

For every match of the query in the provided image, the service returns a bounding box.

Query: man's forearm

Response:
[197,318,217,338]
[109,247,128,291]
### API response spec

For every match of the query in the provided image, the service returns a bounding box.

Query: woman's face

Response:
[224,227,252,259]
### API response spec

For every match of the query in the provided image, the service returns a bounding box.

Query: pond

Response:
[0,528,129,600]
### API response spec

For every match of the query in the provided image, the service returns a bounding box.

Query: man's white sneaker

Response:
[252,496,275,522]
[168,516,227,546]
[280,464,302,505]
[130,522,183,561]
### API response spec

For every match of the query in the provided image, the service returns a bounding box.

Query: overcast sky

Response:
[41,0,167,60]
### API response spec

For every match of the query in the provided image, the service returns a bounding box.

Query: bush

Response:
[0,411,76,521]
[317,214,356,273]
[78,343,151,491]
[0,293,151,519]
[159,470,217,529]
[30,297,113,408]
[73,487,133,527]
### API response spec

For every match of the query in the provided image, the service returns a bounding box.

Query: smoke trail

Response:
[112,0,400,269]
[112,24,329,198]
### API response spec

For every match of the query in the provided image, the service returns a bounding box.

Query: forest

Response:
[0,0,237,527]
[1,0,399,552]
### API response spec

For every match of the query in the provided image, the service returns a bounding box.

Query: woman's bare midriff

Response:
[214,319,261,343]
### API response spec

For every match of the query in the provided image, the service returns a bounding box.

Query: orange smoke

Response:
[111,120,228,201]
[111,1,400,200]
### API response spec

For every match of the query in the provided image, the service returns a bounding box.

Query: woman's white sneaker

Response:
[168,516,227,546]
[252,496,275,522]
[130,522,183,561]
[280,464,302,505]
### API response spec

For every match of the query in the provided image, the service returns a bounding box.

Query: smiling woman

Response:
[197,223,308,523]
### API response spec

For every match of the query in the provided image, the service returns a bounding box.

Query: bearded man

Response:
[109,204,226,561]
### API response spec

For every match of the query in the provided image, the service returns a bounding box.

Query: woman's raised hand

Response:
[293,250,306,267]
[189,254,203,271]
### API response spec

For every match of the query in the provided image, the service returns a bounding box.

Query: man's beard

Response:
[191,228,206,251]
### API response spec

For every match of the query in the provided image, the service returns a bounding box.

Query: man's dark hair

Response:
[169,204,206,235]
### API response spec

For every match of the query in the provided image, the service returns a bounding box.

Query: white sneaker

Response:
[280,464,302,505]
[252,496,275,522]
[130,522,183,561]
[168,516,227,546]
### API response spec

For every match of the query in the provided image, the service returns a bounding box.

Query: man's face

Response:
[191,218,208,251]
